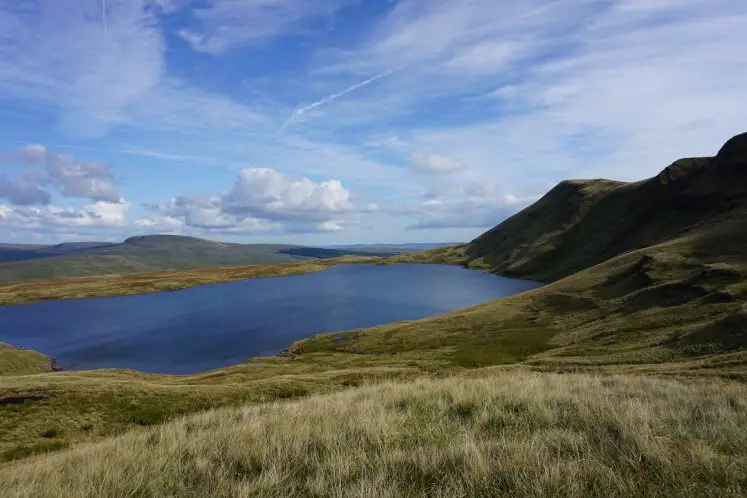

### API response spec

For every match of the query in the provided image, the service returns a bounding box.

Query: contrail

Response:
[280,66,403,134]
[102,0,108,33]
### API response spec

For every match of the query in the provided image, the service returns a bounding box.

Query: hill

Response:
[3,369,745,497]
[0,235,398,283]
[410,133,747,282]
[0,133,745,492]
[361,132,742,367]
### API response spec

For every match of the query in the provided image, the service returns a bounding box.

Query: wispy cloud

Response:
[2,0,747,244]
[280,66,403,133]
[177,0,350,54]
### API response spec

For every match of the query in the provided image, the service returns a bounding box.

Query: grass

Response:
[0,133,745,492]
[0,343,56,376]
[1,200,746,463]
[394,143,745,283]
[0,351,453,463]
[2,369,745,497]
[0,235,398,284]
[0,256,380,306]
[0,342,54,376]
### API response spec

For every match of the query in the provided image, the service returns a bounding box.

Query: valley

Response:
[1,133,745,496]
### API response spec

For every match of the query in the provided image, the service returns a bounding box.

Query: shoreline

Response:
[0,256,392,307]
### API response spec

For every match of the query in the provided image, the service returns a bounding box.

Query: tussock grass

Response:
[0,352,448,463]
[2,370,746,497]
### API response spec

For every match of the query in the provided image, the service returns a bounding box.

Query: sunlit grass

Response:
[3,370,745,497]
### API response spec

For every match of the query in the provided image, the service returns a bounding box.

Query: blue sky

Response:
[0,0,745,245]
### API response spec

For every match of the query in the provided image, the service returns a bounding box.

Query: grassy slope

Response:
[3,370,745,497]
[0,134,745,483]
[0,343,55,376]
[312,134,747,371]
[0,236,303,282]
[0,235,398,283]
[0,256,381,306]
[399,134,747,283]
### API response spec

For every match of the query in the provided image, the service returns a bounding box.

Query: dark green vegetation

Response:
[403,132,747,282]
[0,235,399,283]
[381,132,747,371]
[1,133,745,484]
[0,242,109,262]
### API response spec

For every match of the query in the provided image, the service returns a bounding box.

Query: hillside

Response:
[3,370,745,497]
[0,134,745,490]
[408,133,747,282]
[345,132,745,367]
[0,235,397,283]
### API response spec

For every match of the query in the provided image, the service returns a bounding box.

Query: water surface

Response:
[0,264,539,374]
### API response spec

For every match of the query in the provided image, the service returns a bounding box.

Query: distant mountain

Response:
[0,242,112,263]
[0,235,399,283]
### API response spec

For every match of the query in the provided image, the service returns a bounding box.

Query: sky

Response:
[0,0,745,246]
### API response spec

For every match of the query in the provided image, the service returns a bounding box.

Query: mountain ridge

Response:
[406,133,747,283]
[0,235,398,283]
[1,133,745,484]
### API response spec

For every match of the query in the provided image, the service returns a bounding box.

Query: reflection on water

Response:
[0,264,539,374]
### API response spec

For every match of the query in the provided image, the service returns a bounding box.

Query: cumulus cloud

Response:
[0,201,130,231]
[223,168,353,219]
[0,145,122,203]
[144,167,360,235]
[411,154,466,174]
[0,174,52,206]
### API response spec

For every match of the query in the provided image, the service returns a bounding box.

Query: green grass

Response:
[0,352,451,463]
[0,343,55,376]
[0,256,381,306]
[0,133,745,493]
[2,370,745,497]
[395,142,745,283]
[0,235,399,284]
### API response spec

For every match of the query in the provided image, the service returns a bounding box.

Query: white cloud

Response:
[177,0,348,54]
[146,167,361,234]
[392,176,536,230]
[444,41,520,73]
[0,174,52,206]
[224,168,353,217]
[1,145,122,203]
[411,154,466,175]
[0,201,130,231]
[2,0,746,244]
[0,1,165,137]
[0,1,272,139]
[302,0,747,188]
[397,198,516,230]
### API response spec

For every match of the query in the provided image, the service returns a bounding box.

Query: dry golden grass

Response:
[0,256,380,306]
[0,343,55,376]
[2,369,745,497]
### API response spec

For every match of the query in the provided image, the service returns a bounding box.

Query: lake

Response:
[0,264,539,374]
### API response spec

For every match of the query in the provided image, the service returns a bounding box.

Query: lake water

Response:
[0,264,539,374]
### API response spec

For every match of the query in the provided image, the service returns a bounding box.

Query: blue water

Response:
[0,264,539,374]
